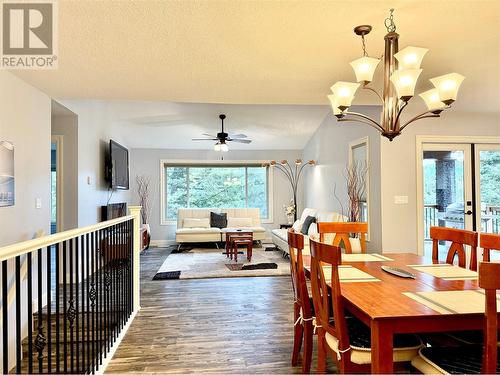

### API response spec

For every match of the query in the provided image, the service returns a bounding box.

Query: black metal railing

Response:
[424,204,438,239]
[0,216,136,374]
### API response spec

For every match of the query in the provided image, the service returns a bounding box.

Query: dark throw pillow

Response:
[210,212,227,229]
[301,215,316,235]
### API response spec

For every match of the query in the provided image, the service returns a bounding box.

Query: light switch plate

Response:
[87,176,92,185]
[35,198,42,209]
[394,195,408,204]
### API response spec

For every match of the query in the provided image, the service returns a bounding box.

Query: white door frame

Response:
[51,135,64,232]
[415,135,500,255]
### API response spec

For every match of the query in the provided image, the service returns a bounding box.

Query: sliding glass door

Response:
[475,145,500,235]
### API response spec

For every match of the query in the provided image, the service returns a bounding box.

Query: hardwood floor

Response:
[105,246,337,374]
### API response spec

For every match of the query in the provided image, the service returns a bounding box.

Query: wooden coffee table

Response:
[225,230,253,262]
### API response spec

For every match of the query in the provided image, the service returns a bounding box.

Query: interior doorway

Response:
[418,138,500,262]
[50,135,63,234]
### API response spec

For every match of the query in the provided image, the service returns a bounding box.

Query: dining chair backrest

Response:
[309,237,350,353]
[481,233,500,262]
[287,229,312,320]
[430,226,478,271]
[317,222,368,254]
[478,262,500,373]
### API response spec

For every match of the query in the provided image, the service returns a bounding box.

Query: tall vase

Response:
[287,214,294,225]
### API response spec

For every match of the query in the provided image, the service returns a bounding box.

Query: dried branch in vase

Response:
[345,161,368,223]
[136,175,151,225]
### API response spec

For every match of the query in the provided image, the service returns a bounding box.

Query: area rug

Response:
[153,247,290,280]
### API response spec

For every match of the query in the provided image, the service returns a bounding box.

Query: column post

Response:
[128,205,142,311]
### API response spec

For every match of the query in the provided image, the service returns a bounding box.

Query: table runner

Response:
[311,265,380,283]
[408,263,477,280]
[341,253,393,262]
[403,290,500,314]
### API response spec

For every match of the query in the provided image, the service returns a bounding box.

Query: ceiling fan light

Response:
[390,69,422,100]
[330,82,360,109]
[220,143,229,152]
[349,56,381,83]
[430,73,465,105]
[394,46,428,69]
[327,94,343,115]
[214,143,221,152]
[419,88,447,112]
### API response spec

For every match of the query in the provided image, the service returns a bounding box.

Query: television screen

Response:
[109,140,129,190]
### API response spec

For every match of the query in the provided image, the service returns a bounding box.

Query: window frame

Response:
[159,159,274,225]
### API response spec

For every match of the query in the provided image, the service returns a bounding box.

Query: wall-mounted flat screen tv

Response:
[106,140,129,190]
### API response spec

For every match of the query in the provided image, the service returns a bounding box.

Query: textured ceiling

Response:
[14,0,500,113]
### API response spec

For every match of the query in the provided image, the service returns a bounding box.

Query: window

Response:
[161,162,272,222]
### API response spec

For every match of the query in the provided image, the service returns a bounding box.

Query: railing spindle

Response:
[47,246,52,373]
[37,248,44,373]
[69,239,75,374]
[15,256,21,373]
[63,241,68,373]
[56,242,61,373]
[28,253,33,374]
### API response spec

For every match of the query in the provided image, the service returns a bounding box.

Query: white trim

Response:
[159,159,274,225]
[95,308,139,375]
[51,135,64,232]
[348,136,370,241]
[415,135,500,255]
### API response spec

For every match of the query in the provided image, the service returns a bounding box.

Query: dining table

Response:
[302,252,491,374]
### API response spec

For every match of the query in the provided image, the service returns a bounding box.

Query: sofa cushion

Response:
[300,208,318,222]
[176,227,221,234]
[210,212,227,229]
[183,218,210,228]
[301,215,316,234]
[227,217,253,227]
[292,219,303,232]
[272,228,288,242]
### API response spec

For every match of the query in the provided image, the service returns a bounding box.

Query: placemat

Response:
[403,290,500,314]
[318,265,380,283]
[342,253,393,262]
[408,264,477,280]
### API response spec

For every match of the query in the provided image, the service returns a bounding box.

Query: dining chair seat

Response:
[324,316,422,365]
[412,345,500,374]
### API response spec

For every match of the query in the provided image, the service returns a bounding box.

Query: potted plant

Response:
[136,175,152,249]
[284,199,296,225]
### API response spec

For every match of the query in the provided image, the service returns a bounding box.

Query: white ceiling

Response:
[61,100,331,150]
[14,0,500,114]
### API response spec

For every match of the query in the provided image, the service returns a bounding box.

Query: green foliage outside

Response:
[165,166,268,220]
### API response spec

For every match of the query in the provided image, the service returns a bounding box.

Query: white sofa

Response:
[271,208,347,255]
[176,208,266,245]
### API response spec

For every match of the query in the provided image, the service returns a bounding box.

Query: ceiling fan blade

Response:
[229,139,252,144]
[192,138,218,141]
[228,133,247,138]
[202,133,217,138]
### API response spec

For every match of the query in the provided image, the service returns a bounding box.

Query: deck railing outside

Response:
[0,206,141,374]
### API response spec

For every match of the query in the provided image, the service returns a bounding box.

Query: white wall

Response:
[129,148,303,243]
[0,72,51,245]
[0,71,50,372]
[302,106,382,252]
[51,104,79,230]
[380,110,500,253]
[60,101,131,226]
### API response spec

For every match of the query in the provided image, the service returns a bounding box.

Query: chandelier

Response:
[328,9,465,141]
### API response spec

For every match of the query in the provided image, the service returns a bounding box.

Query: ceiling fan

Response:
[192,114,252,152]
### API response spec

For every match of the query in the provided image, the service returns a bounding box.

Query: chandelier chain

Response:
[384,8,396,32]
[361,34,368,57]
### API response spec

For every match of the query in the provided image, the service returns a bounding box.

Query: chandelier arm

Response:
[362,85,384,103]
[338,117,384,133]
[342,111,385,132]
[393,100,409,129]
[399,113,441,132]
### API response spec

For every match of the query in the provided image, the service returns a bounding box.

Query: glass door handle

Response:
[465,210,473,215]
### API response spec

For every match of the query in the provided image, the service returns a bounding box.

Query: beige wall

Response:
[302,106,382,252]
[0,72,51,246]
[380,110,500,253]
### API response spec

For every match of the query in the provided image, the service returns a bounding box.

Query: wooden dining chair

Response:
[287,229,314,373]
[317,222,368,254]
[308,237,421,374]
[430,226,479,271]
[481,232,500,262]
[411,261,500,374]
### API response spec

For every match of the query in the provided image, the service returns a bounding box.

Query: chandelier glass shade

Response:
[328,9,465,141]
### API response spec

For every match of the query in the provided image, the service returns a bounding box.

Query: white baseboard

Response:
[96,307,139,375]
